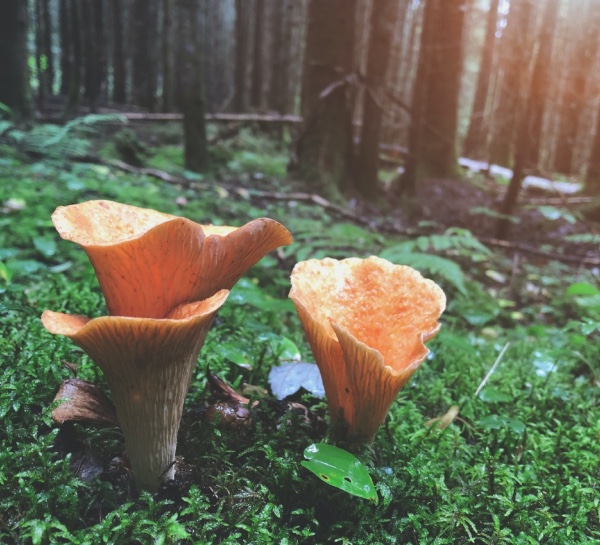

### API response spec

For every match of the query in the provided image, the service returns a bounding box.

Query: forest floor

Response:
[1,120,599,544]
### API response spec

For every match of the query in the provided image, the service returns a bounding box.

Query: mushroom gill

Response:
[289,256,446,445]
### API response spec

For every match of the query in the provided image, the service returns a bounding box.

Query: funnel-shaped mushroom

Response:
[51,200,293,318]
[289,256,446,445]
[43,200,292,492]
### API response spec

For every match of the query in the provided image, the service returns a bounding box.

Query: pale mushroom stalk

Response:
[43,293,228,492]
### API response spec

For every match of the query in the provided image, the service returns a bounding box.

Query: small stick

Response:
[474,342,510,397]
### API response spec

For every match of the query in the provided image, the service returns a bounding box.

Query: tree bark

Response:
[59,0,71,96]
[489,0,533,167]
[162,0,175,112]
[585,106,600,195]
[355,0,396,197]
[294,0,356,197]
[34,0,48,111]
[554,0,600,175]
[523,0,559,168]
[131,0,157,110]
[234,0,251,112]
[64,0,83,117]
[419,0,467,177]
[0,0,32,119]
[399,0,435,196]
[111,0,126,103]
[250,0,265,109]
[496,1,535,239]
[178,0,208,172]
[462,0,499,159]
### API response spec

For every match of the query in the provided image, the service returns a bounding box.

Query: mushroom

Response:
[50,200,293,318]
[42,200,292,492]
[289,256,446,445]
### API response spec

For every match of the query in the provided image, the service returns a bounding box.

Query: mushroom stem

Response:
[42,291,229,493]
[109,353,197,491]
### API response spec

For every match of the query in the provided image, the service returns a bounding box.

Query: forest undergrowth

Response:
[0,127,599,544]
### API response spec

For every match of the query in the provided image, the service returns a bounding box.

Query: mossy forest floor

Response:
[1,123,599,544]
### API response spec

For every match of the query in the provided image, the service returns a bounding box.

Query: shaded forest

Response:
[2,0,600,215]
[1,2,600,543]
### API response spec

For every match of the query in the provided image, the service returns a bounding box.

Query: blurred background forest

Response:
[1,0,600,238]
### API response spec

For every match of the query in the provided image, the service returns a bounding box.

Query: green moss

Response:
[1,136,599,544]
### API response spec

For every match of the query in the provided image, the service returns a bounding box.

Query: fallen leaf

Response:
[269,362,325,400]
[52,378,118,426]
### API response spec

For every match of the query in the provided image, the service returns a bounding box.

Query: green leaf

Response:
[566,282,600,296]
[301,443,378,504]
[0,261,12,283]
[32,236,57,258]
[379,249,467,294]
[478,388,512,403]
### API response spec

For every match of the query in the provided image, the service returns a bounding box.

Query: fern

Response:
[1,114,126,159]
[282,221,386,261]
[379,246,467,294]
[390,227,491,258]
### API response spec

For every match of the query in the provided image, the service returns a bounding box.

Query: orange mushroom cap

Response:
[51,200,293,318]
[289,256,446,444]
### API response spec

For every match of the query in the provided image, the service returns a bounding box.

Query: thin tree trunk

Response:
[162,0,174,112]
[131,0,156,110]
[42,0,54,94]
[399,0,435,196]
[585,107,600,195]
[234,0,250,112]
[64,0,83,117]
[463,0,499,159]
[251,0,265,109]
[524,0,559,168]
[34,0,47,112]
[59,0,71,96]
[554,0,600,175]
[0,0,32,119]
[355,0,396,197]
[496,1,535,239]
[179,0,208,171]
[489,1,532,167]
[111,0,126,103]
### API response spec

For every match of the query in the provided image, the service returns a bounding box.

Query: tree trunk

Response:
[489,1,532,167]
[34,0,48,111]
[250,0,265,109]
[294,0,356,197]
[64,0,84,117]
[585,106,600,195]
[523,0,559,168]
[234,0,251,112]
[399,0,435,196]
[462,0,499,159]
[419,0,467,177]
[178,0,208,172]
[554,0,600,175]
[355,0,396,197]
[111,0,126,103]
[42,0,54,94]
[131,0,156,110]
[496,1,535,239]
[162,0,175,112]
[0,0,32,119]
[59,0,72,96]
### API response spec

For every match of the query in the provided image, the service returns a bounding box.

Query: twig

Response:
[475,342,510,397]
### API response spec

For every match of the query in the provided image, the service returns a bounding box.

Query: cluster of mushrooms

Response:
[42,200,446,492]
